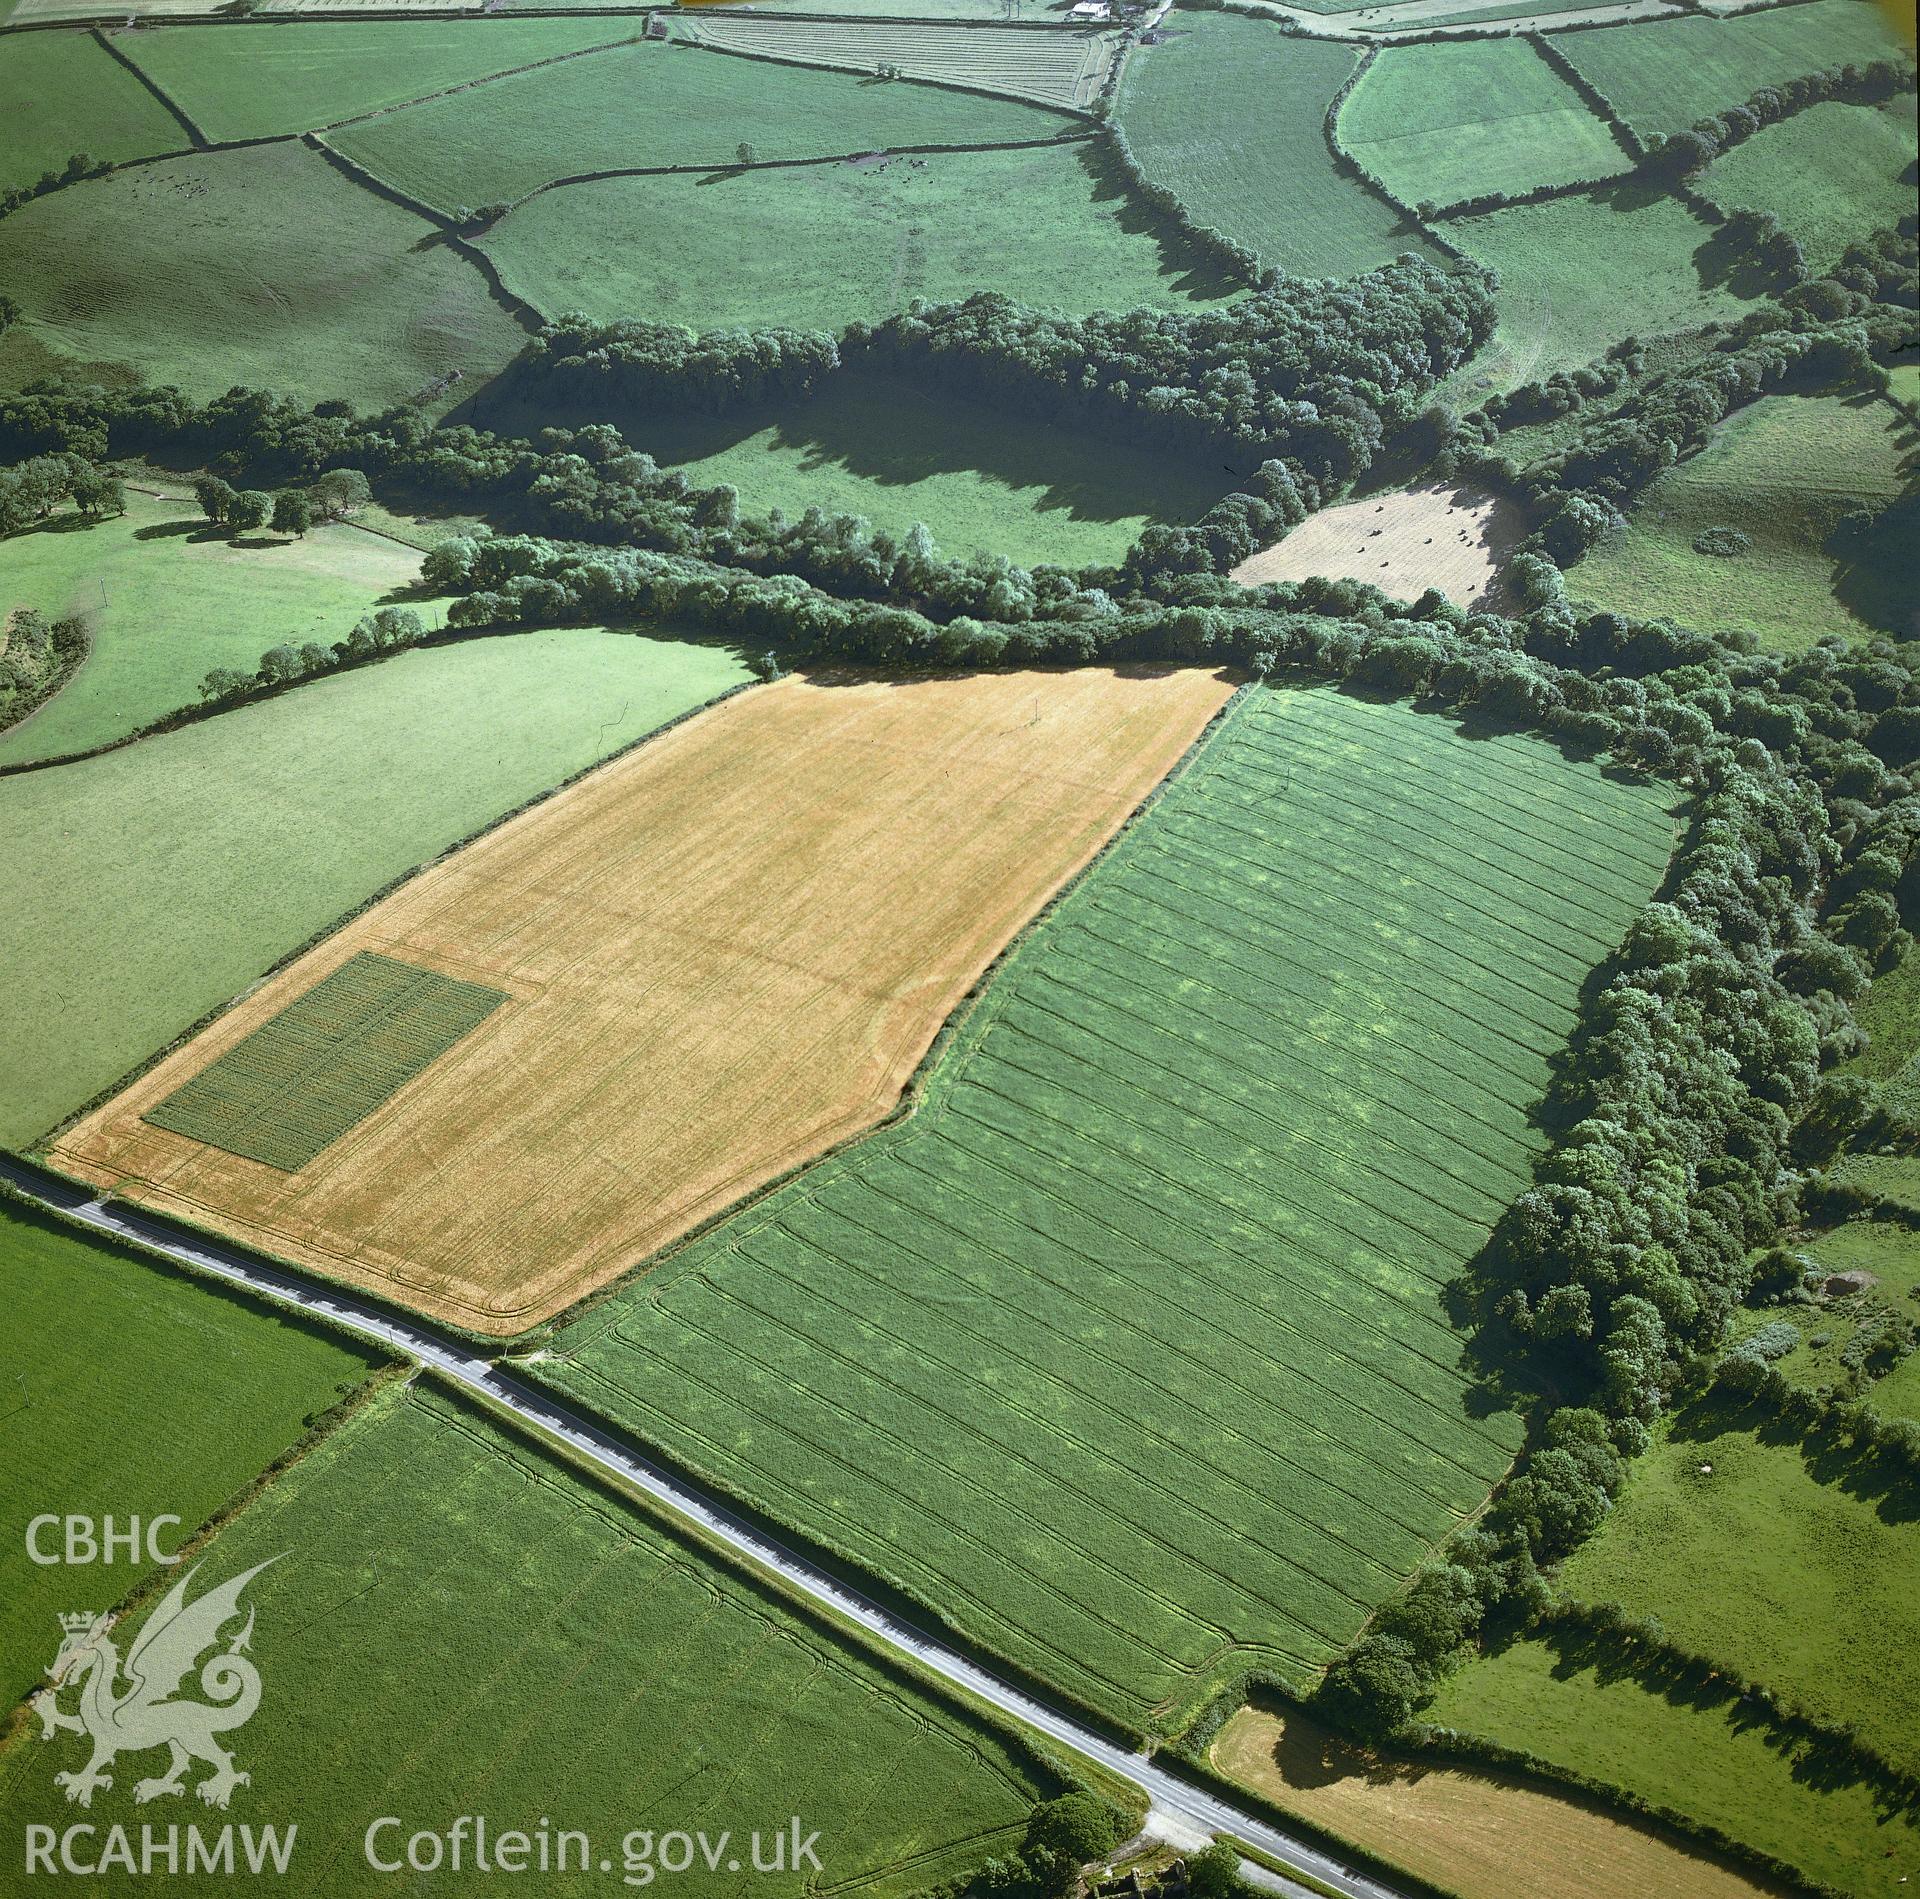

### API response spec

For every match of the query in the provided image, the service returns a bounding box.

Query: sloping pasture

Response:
[542,687,1678,1731]
[1341,37,1629,206]
[114,17,639,142]
[481,143,1226,335]
[0,28,185,197]
[1115,17,1440,279]
[330,38,1073,216]
[682,15,1118,113]
[1702,96,1919,271]
[0,142,522,408]
[0,1380,1055,1897]
[1548,0,1908,140]
[1447,188,1753,393]
[0,487,434,765]
[1567,391,1910,650]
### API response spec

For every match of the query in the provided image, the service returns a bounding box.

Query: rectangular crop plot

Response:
[55,669,1233,1333]
[145,952,504,1171]
[540,687,1680,1731]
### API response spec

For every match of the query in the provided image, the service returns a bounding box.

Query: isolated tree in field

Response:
[310,467,371,520]
[0,294,20,335]
[736,142,757,167]
[70,467,124,518]
[297,641,331,676]
[194,475,235,526]
[225,489,273,536]
[271,489,313,537]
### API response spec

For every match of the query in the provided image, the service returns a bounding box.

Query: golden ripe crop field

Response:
[52,665,1233,1334]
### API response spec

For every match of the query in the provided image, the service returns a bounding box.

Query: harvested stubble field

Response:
[1210,1705,1776,1899]
[0,628,748,1148]
[1114,18,1441,280]
[0,1379,1056,1898]
[0,29,185,198]
[0,487,434,765]
[114,17,639,143]
[1547,0,1907,140]
[542,688,1679,1729]
[52,667,1234,1334]
[0,1200,382,1712]
[1230,483,1524,608]
[682,15,1119,112]
[331,38,1072,217]
[1339,38,1629,207]
[482,143,1231,335]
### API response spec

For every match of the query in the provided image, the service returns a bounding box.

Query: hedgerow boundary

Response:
[1320,45,1471,260]
[672,17,1111,120]
[88,23,207,147]
[11,372,1918,1845]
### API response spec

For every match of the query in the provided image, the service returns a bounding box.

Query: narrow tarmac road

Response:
[0,1152,1409,1899]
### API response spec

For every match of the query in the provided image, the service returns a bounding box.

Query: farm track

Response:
[0,1150,1406,1899]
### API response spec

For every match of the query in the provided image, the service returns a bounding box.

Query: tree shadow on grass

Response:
[131,518,210,543]
[466,363,1227,536]
[1073,139,1247,307]
[1667,1387,1920,1525]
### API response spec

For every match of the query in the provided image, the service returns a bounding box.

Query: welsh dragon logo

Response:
[31,1558,279,1810]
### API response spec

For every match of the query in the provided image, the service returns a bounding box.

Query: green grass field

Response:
[1552,1403,1920,1776]
[331,38,1073,215]
[1449,187,1757,394]
[1728,1222,1920,1421]
[0,142,523,410]
[1849,941,1920,1119]
[1430,1637,1919,1897]
[543,687,1676,1732]
[148,951,506,1168]
[1114,17,1440,281]
[0,1199,384,1712]
[615,370,1228,568]
[0,630,751,1149]
[1567,393,1911,650]
[680,15,1117,113]
[116,18,638,142]
[0,1378,1056,1897]
[1548,0,1908,140]
[0,490,434,765]
[0,28,185,197]
[1340,39,1628,209]
[1703,97,1920,273]
[483,143,1233,334]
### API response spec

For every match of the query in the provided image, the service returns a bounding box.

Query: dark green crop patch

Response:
[145,950,504,1170]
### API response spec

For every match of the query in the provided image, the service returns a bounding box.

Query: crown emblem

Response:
[58,1612,100,1634]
